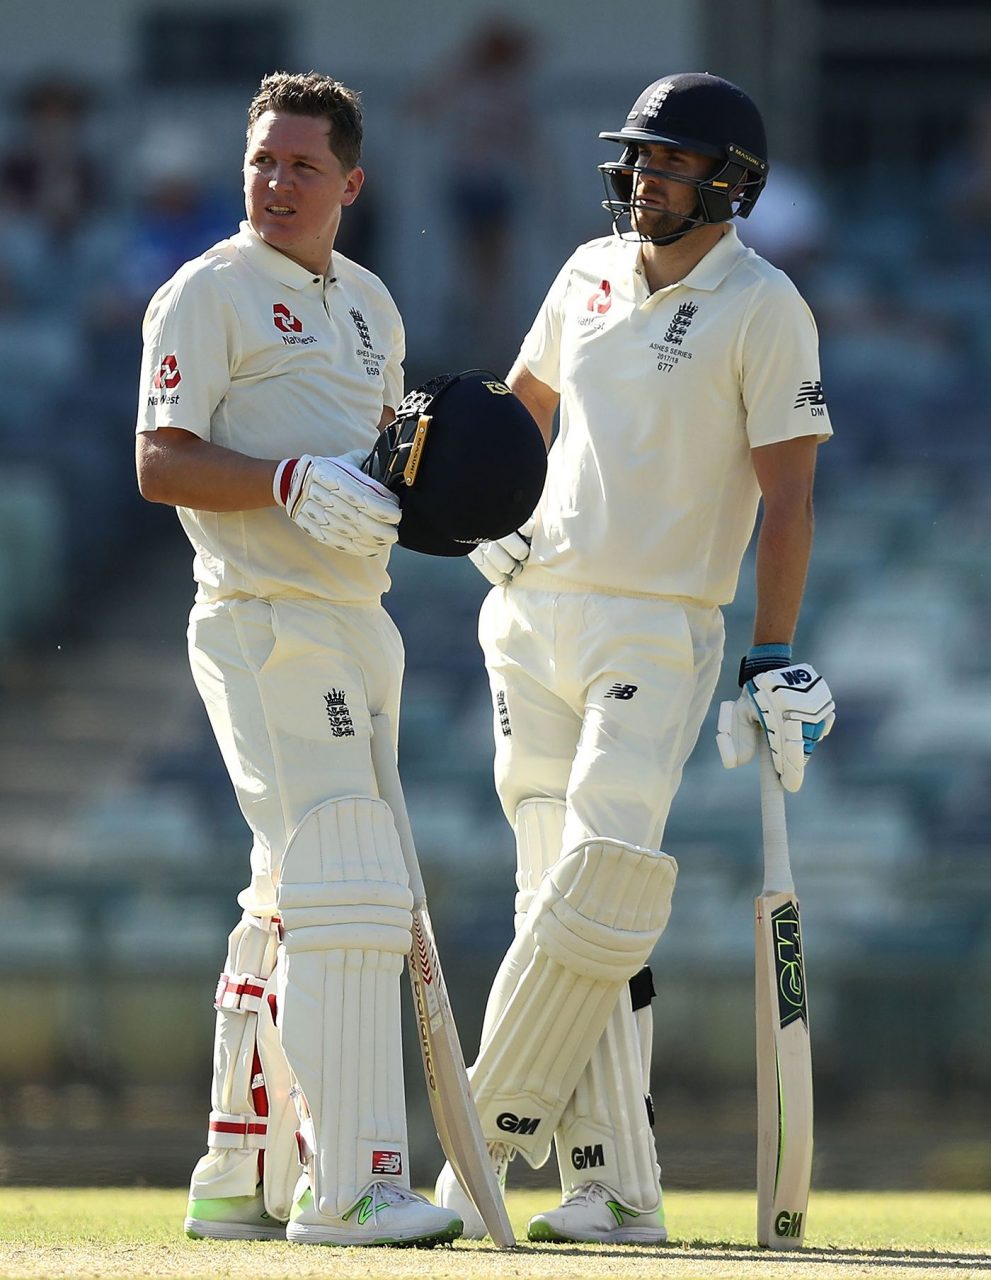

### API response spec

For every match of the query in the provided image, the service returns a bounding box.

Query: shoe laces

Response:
[488,1141,514,1187]
[563,1181,612,1206]
[366,1181,427,1207]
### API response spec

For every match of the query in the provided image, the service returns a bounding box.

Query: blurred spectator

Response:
[0,75,98,241]
[935,89,991,252]
[408,16,540,369]
[0,74,118,319]
[87,124,239,379]
[736,160,829,291]
[105,124,239,319]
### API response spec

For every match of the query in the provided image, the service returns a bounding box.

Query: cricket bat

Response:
[755,732,813,1249]
[370,716,516,1250]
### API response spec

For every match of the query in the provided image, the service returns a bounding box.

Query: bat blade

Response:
[370,717,516,1249]
[755,889,813,1248]
[755,735,812,1250]
[407,903,516,1249]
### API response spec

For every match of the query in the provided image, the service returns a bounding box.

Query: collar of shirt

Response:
[231,221,338,292]
[633,224,747,299]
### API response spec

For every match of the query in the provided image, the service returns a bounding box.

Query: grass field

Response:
[0,1189,989,1280]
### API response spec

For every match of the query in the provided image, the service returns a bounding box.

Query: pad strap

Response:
[208,1109,267,1149]
[214,971,267,1013]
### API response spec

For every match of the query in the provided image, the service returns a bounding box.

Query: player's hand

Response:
[717,663,835,793]
[469,519,534,586]
[276,453,401,556]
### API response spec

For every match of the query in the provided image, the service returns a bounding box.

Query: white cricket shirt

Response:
[136,222,405,604]
[519,226,831,606]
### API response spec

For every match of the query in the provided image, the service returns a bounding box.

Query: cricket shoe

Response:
[184,1190,287,1240]
[434,1142,513,1240]
[527,1181,667,1244]
[287,1180,463,1247]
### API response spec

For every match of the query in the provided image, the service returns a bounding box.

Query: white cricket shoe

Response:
[434,1143,512,1240]
[184,1190,287,1240]
[527,1181,667,1244]
[287,1180,462,1247]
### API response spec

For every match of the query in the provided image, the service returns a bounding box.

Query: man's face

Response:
[244,110,362,275]
[630,142,716,241]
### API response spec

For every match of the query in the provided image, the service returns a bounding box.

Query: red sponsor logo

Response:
[587,280,612,314]
[152,354,181,389]
[273,303,303,333]
[371,1149,403,1176]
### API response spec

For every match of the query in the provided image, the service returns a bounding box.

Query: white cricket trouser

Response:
[478,585,724,850]
[478,583,723,1208]
[186,595,404,1213]
[187,595,404,914]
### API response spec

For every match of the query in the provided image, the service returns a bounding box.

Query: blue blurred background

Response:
[0,0,989,1193]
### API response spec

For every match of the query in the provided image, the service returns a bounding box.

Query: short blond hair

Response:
[246,70,363,171]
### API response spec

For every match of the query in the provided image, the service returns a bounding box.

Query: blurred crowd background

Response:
[1,0,989,1194]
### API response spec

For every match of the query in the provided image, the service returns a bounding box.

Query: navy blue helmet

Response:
[362,370,547,557]
[598,73,769,244]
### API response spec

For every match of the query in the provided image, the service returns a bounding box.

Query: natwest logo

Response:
[587,280,612,314]
[152,354,181,390]
[273,303,303,333]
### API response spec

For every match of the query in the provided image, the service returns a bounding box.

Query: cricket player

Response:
[435,72,836,1243]
[135,70,463,1247]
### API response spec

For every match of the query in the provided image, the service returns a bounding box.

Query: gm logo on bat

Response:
[775,1209,804,1238]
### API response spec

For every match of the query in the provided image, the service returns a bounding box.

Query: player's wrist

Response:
[738,643,793,687]
[274,458,300,507]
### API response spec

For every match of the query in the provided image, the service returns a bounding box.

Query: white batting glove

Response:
[717,662,835,793]
[275,453,401,556]
[469,519,534,586]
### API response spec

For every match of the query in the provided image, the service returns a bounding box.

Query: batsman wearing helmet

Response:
[135,71,465,1248]
[435,73,837,1243]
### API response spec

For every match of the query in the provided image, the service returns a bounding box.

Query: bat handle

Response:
[758,733,794,894]
[371,714,427,909]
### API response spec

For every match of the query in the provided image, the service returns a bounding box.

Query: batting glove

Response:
[275,452,401,556]
[716,646,835,793]
[469,518,534,586]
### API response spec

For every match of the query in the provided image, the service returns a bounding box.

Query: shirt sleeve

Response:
[741,276,832,448]
[135,264,237,440]
[517,256,574,394]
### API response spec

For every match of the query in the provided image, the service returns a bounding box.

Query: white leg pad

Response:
[470,837,677,1168]
[189,911,298,1220]
[479,799,566,1047]
[554,987,662,1211]
[276,796,413,1218]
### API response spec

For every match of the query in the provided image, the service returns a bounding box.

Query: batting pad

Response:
[470,837,676,1167]
[554,988,661,1210]
[276,796,414,1217]
[188,911,298,1220]
[481,799,566,1047]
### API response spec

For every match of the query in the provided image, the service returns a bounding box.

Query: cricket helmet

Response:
[598,72,769,244]
[361,369,547,556]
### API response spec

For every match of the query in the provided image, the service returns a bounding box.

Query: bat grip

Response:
[758,733,794,894]
[370,714,427,908]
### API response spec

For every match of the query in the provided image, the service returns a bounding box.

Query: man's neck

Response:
[640,223,728,293]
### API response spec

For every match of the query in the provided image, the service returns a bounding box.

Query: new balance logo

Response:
[496,1111,540,1135]
[371,1149,402,1175]
[605,683,638,700]
[793,380,826,409]
[572,1143,604,1170]
[343,1193,388,1225]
